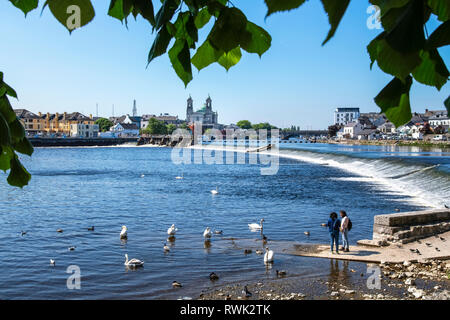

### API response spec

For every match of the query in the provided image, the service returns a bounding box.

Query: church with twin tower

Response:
[186,95,219,127]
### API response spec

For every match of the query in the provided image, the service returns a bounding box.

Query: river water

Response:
[0,143,448,299]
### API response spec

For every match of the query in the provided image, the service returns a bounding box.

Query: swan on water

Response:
[210,187,219,195]
[203,227,212,239]
[163,243,170,252]
[167,224,178,236]
[120,226,128,239]
[124,253,144,268]
[248,219,264,231]
[141,174,145,178]
[264,247,274,264]
[175,173,184,180]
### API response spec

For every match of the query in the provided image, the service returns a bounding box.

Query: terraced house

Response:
[15,109,98,137]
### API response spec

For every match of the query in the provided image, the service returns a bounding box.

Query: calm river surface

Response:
[0,143,449,299]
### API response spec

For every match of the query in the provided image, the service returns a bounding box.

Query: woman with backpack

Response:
[340,210,351,252]
[326,212,341,254]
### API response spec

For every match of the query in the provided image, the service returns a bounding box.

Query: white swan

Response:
[210,187,219,195]
[167,224,178,236]
[175,173,184,180]
[120,226,128,239]
[248,218,264,231]
[124,253,144,268]
[203,227,212,239]
[264,247,274,264]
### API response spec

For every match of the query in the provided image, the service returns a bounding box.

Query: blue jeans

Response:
[342,229,349,250]
[330,231,339,253]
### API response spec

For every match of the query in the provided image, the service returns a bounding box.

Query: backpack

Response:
[347,218,352,231]
[333,219,340,231]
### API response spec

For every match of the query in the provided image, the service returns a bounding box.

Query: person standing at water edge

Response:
[326,212,340,254]
[340,210,350,252]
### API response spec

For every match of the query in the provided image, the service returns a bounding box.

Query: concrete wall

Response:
[372,209,450,244]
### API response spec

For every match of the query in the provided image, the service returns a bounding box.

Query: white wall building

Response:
[110,123,139,137]
[70,123,99,138]
[334,108,360,125]
[429,117,450,127]
[343,122,364,138]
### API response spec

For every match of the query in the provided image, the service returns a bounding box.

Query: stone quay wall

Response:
[372,209,450,245]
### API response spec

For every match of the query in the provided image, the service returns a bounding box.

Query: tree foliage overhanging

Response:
[1,0,450,188]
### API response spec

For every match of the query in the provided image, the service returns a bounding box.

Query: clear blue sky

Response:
[0,1,448,129]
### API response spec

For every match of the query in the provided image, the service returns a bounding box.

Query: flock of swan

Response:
[117,218,274,270]
[46,176,275,287]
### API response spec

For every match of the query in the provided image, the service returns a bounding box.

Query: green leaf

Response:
[218,47,242,71]
[428,0,450,21]
[195,8,211,29]
[265,0,306,17]
[0,146,12,172]
[155,0,179,30]
[320,0,350,45]
[7,156,31,188]
[192,40,224,71]
[173,12,198,48]
[14,137,34,156]
[45,0,95,32]
[240,22,272,57]
[375,76,413,127]
[384,0,425,54]
[445,95,450,114]
[148,25,173,65]
[108,0,129,21]
[9,118,26,140]
[367,34,422,80]
[9,0,38,16]
[412,49,449,90]
[427,21,450,48]
[0,96,17,123]
[208,7,249,53]
[0,113,11,146]
[169,39,193,87]
[134,0,155,26]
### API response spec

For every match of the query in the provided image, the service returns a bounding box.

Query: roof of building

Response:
[335,108,360,112]
[14,109,40,119]
[358,129,377,135]
[118,123,139,130]
[344,122,360,128]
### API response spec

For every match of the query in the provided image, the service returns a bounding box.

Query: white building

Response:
[110,123,139,137]
[429,116,450,127]
[334,108,360,125]
[343,122,364,138]
[70,123,99,138]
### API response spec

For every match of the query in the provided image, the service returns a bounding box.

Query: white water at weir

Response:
[279,149,449,209]
[190,144,449,209]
